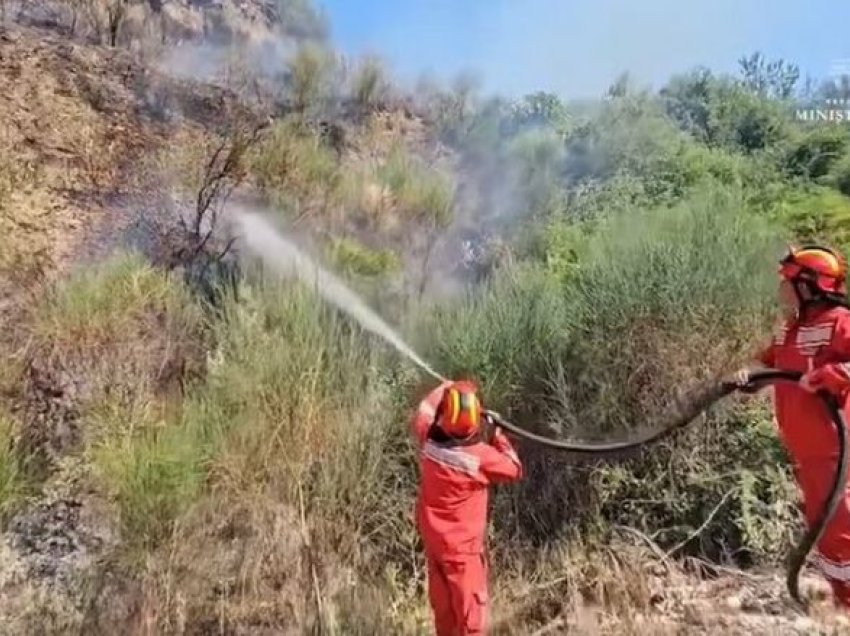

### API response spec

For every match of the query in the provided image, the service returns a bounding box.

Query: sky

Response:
[317,0,850,100]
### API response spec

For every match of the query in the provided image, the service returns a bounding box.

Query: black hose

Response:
[786,389,849,607]
[485,368,849,606]
[485,369,796,454]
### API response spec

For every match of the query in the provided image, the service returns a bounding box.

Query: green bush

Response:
[783,126,849,180]
[776,186,850,251]
[563,95,709,204]
[425,185,791,558]
[376,145,454,227]
[707,81,791,152]
[571,186,780,335]
[424,264,571,411]
[328,237,400,278]
[827,153,850,197]
[251,118,342,212]
[90,412,209,553]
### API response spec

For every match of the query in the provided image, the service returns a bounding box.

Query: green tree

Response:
[507,91,570,135]
[660,67,715,141]
[738,52,800,99]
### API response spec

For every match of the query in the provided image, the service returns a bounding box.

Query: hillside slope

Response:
[4,9,850,636]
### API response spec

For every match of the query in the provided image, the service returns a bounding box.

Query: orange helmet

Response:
[437,380,483,439]
[779,244,847,296]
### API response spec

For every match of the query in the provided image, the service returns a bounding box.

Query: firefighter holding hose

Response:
[735,244,850,610]
[411,380,523,635]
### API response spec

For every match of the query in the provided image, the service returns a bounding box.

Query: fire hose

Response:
[483,369,849,607]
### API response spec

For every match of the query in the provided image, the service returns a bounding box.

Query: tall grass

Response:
[12,192,799,631]
[424,186,795,559]
[26,253,204,549]
[349,56,391,111]
[193,279,415,544]
[287,43,339,114]
[251,118,343,215]
[0,414,29,520]
[376,144,454,227]
[34,253,198,352]
[94,277,425,630]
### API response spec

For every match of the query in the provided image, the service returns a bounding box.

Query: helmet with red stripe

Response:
[779,244,847,297]
[437,380,483,439]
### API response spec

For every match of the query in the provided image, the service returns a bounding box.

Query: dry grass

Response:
[0,145,55,286]
[22,254,204,487]
[287,42,340,115]
[2,21,845,636]
[250,117,347,221]
[349,56,391,111]
[0,202,836,635]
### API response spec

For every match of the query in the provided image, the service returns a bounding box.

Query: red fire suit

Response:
[411,381,523,635]
[757,304,850,607]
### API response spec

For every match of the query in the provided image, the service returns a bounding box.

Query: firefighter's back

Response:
[416,439,491,556]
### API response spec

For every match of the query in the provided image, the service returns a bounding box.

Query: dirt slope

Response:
[0,21,255,296]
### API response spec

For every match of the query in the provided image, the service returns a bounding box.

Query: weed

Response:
[0,414,30,521]
[328,237,400,278]
[350,56,391,111]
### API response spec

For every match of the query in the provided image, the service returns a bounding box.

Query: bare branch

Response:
[167,119,268,274]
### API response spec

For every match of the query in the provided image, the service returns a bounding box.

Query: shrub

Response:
[776,186,850,252]
[286,43,339,114]
[251,118,342,214]
[707,81,791,152]
[827,153,850,197]
[783,126,849,180]
[328,237,400,278]
[376,144,454,227]
[508,129,567,218]
[273,0,329,40]
[424,264,571,411]
[350,56,391,111]
[425,185,792,559]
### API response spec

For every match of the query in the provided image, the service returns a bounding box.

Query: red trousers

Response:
[797,459,850,609]
[426,552,489,635]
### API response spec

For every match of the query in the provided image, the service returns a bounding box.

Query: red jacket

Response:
[758,304,850,461]
[411,382,523,557]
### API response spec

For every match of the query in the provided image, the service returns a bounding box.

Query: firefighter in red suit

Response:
[735,245,850,609]
[410,379,523,635]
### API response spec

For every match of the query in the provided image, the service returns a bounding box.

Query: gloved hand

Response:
[490,426,514,452]
[485,410,503,425]
[799,371,818,393]
[726,367,760,394]
[798,366,850,396]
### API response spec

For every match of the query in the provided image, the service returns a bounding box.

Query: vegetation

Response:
[5,1,850,633]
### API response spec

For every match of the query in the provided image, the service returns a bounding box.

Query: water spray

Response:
[235,211,447,382]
